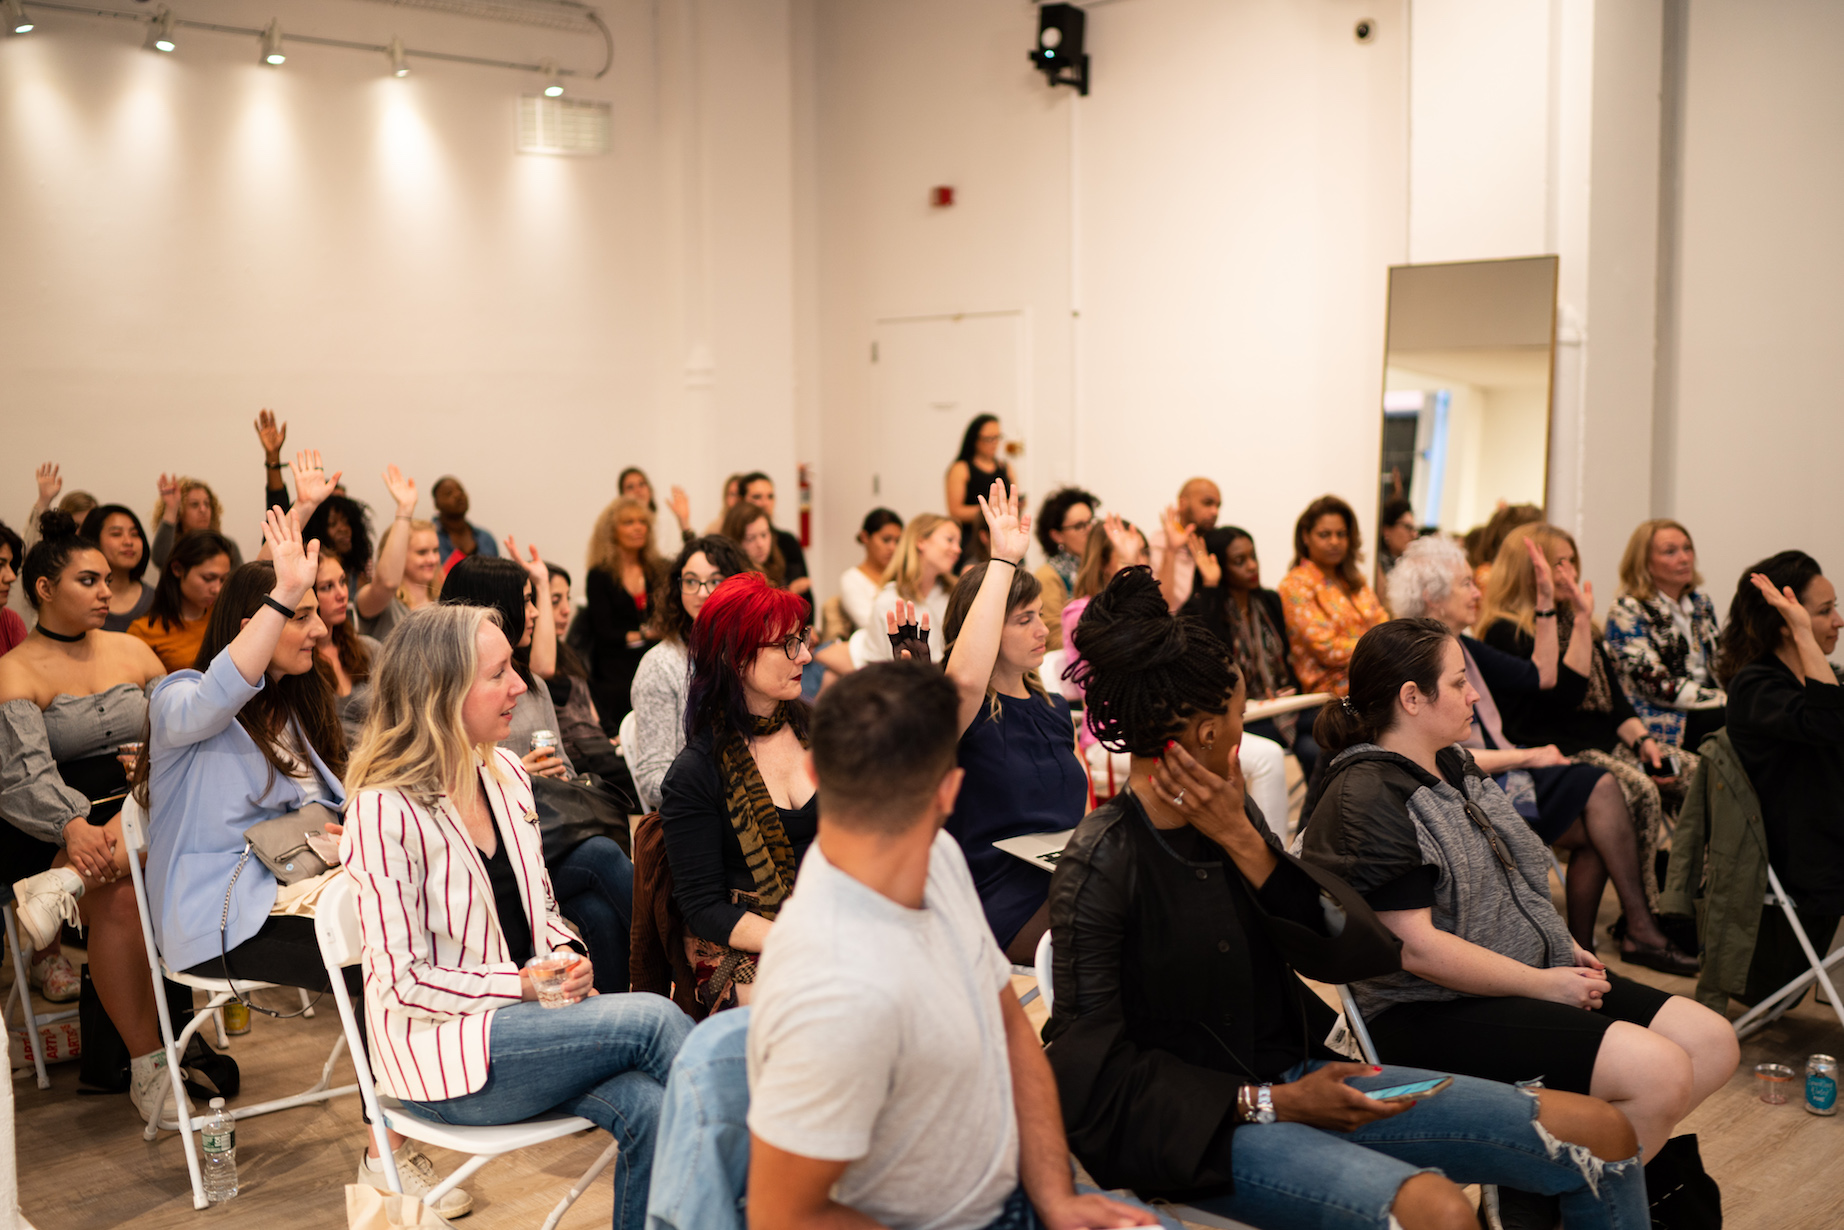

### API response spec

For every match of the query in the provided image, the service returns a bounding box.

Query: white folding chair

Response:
[4,900,79,1089]
[1732,864,1844,1039]
[120,798,359,1209]
[1032,934,1258,1230]
[314,872,619,1229]
[617,709,638,766]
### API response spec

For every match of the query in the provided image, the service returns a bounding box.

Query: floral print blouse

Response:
[1278,559,1388,697]
[1604,588,1724,748]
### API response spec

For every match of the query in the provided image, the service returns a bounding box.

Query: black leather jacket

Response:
[1041,791,1402,1198]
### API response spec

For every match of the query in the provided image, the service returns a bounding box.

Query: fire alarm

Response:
[930,186,955,208]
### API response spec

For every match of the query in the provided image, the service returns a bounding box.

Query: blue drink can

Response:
[1807,1054,1837,1115]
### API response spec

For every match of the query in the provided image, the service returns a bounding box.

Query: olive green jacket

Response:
[1661,729,1768,1012]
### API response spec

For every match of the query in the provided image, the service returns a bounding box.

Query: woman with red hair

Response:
[657,572,814,1010]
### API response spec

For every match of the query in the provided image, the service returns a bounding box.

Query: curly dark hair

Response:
[1068,566,1240,758]
[302,493,375,579]
[1035,486,1101,559]
[653,535,753,647]
[1716,550,1824,686]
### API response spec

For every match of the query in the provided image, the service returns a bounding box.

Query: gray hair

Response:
[1386,535,1471,619]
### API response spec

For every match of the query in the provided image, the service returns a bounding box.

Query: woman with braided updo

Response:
[938,478,1086,962]
[1040,572,1653,1230]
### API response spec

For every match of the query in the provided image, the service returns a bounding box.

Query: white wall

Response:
[1666,0,1844,602]
[808,0,1406,589]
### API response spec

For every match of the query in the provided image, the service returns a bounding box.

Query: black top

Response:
[479,838,534,969]
[773,528,808,588]
[658,728,819,941]
[1726,657,1844,913]
[1041,791,1402,1198]
[585,565,656,731]
[1481,620,1629,755]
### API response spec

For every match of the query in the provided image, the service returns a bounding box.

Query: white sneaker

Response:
[359,1142,474,1219]
[10,868,84,953]
[130,1049,196,1127]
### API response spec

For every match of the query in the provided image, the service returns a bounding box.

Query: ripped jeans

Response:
[1183,1063,1648,1230]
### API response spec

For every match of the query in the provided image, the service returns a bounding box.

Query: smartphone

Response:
[1649,753,1681,778]
[1364,1076,1453,1103]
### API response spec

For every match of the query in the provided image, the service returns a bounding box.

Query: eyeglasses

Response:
[1060,517,1094,534]
[1462,800,1517,873]
[770,628,815,660]
[681,575,724,595]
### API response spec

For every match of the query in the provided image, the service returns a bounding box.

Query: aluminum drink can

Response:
[1806,1055,1838,1115]
[530,730,558,753]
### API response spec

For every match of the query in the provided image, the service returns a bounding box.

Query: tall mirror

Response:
[1378,256,1558,578]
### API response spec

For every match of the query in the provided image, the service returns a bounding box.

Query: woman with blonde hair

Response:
[1605,518,1725,750]
[1480,524,1700,973]
[863,511,960,663]
[150,474,243,570]
[343,603,689,1230]
[585,496,665,733]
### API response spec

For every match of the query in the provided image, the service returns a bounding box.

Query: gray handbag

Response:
[241,801,344,885]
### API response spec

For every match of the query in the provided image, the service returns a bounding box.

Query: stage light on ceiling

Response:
[541,60,563,96]
[260,18,285,65]
[387,35,408,77]
[144,7,175,52]
[1030,3,1089,96]
[4,0,32,35]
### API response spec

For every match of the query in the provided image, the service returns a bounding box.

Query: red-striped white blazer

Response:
[340,749,580,1103]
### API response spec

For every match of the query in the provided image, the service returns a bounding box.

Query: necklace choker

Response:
[34,624,87,644]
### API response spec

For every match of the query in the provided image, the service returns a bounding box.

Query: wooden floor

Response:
[11,864,1844,1228]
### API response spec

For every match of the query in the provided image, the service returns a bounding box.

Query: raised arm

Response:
[1555,571,1595,680]
[256,409,291,512]
[945,479,1032,734]
[1524,538,1560,689]
[1752,572,1836,683]
[507,536,556,680]
[1155,507,1193,613]
[356,465,417,620]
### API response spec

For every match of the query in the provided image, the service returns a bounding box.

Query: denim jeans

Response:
[1185,1062,1647,1230]
[644,1009,1182,1230]
[551,835,635,993]
[403,994,692,1230]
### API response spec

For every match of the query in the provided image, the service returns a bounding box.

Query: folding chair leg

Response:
[298,986,316,1018]
[1733,868,1844,1039]
[4,905,51,1091]
[540,1139,621,1230]
[420,1150,500,1206]
[213,1005,230,1049]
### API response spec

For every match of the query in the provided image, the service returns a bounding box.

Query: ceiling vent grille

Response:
[518,96,611,156]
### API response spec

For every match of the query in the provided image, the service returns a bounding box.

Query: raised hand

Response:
[885,600,933,663]
[263,506,319,602]
[1101,513,1139,563]
[1555,568,1595,624]
[291,449,343,510]
[1161,505,1195,554]
[976,477,1032,564]
[382,464,417,515]
[254,409,288,459]
[1188,529,1221,588]
[505,536,550,590]
[667,485,693,532]
[34,462,62,509]
[1524,536,1554,610]
[1751,572,1814,639]
[157,472,181,520]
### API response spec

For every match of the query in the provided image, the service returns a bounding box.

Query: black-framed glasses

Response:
[770,628,815,660]
[1061,516,1094,534]
[681,574,723,595]
[1463,800,1517,872]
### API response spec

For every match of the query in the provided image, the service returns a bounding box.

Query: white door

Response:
[870,312,1028,523]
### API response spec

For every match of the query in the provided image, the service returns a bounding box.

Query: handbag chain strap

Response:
[217,841,321,1020]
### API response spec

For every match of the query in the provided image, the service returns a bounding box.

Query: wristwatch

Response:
[1238,1083,1277,1125]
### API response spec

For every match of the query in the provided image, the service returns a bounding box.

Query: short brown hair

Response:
[812,662,961,832]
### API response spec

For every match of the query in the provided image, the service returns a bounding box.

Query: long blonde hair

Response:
[1478,523,1593,638]
[883,513,956,602]
[1617,519,1702,601]
[344,605,508,808]
[396,519,443,606]
[587,496,664,578]
[149,478,223,539]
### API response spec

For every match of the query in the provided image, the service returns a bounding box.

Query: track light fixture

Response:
[1030,3,1090,96]
[144,7,175,53]
[4,0,32,35]
[388,35,408,77]
[260,18,284,66]
[541,60,563,97]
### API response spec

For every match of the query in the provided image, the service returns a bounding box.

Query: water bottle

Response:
[201,1097,239,1202]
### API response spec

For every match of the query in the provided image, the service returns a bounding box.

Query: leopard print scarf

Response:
[716,704,807,922]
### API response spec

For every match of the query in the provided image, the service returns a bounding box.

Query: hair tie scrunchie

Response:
[1340,696,1357,716]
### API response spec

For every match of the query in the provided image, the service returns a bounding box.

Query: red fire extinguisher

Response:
[798,463,812,548]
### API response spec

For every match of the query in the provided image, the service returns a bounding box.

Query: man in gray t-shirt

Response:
[743,663,1162,1230]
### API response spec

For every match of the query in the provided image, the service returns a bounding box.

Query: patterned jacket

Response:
[1604,589,1724,748]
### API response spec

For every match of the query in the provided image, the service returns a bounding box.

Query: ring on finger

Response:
[1172,788,1186,806]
